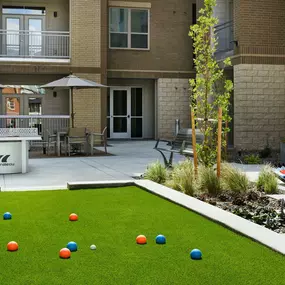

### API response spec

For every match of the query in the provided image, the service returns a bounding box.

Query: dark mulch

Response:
[195,189,285,233]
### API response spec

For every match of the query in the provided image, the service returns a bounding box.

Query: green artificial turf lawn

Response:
[0,187,284,285]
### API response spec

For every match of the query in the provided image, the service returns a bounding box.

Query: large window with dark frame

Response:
[109,8,149,49]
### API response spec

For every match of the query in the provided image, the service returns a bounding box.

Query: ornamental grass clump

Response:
[221,163,249,193]
[165,159,197,196]
[257,165,278,194]
[198,165,221,196]
[144,160,167,184]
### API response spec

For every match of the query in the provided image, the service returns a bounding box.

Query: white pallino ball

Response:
[90,244,97,250]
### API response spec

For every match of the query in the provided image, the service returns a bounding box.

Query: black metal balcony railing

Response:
[215,20,234,57]
[0,30,70,59]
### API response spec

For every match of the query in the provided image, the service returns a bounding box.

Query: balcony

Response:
[0,3,70,63]
[215,20,234,61]
[0,30,70,62]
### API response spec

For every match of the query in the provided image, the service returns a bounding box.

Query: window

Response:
[109,8,149,49]
[7,100,15,110]
[3,6,46,15]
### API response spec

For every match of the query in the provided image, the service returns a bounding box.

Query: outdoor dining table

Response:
[55,130,93,156]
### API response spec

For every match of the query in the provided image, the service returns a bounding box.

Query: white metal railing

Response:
[215,21,234,53]
[0,127,38,137]
[0,30,70,59]
[0,115,70,142]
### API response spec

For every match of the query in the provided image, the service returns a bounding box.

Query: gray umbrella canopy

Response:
[41,75,107,127]
[41,74,107,89]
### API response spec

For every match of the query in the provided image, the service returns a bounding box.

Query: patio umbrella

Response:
[41,74,107,127]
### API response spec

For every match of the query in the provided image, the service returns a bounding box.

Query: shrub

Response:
[198,166,221,196]
[259,146,271,159]
[144,160,167,184]
[221,163,249,193]
[165,159,197,196]
[244,154,261,164]
[257,165,278,194]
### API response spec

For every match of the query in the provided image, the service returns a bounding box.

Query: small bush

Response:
[221,163,249,193]
[244,154,261,164]
[144,160,167,184]
[257,165,278,194]
[198,166,221,196]
[165,159,197,196]
[259,146,271,159]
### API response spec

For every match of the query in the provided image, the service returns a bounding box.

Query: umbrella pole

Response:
[71,87,74,128]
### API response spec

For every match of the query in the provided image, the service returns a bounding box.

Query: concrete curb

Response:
[67,180,134,190]
[67,179,285,255]
[0,185,67,192]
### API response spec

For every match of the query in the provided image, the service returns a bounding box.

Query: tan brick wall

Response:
[234,64,285,150]
[73,73,102,132]
[235,0,285,55]
[157,78,190,139]
[108,0,195,72]
[70,0,101,68]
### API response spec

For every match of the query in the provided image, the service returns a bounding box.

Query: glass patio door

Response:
[3,15,24,56]
[3,15,44,57]
[25,16,44,57]
[109,88,131,139]
[108,87,143,139]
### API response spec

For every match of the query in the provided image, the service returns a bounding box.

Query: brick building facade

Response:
[230,0,285,150]
[0,0,282,150]
[0,0,195,140]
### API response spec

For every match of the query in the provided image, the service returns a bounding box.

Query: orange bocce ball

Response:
[69,213,78,221]
[7,241,18,251]
[59,248,71,259]
[136,235,147,245]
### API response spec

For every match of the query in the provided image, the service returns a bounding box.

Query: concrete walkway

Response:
[233,163,285,194]
[1,140,285,192]
[0,140,185,191]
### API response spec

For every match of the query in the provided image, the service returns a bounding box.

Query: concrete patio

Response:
[1,140,285,193]
[0,140,185,191]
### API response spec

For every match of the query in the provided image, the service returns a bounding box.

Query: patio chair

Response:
[89,126,108,154]
[46,129,57,155]
[65,127,88,156]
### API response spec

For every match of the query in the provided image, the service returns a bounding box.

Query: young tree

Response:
[189,0,233,167]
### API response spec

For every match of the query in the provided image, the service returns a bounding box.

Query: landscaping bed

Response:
[195,189,285,233]
[144,160,285,234]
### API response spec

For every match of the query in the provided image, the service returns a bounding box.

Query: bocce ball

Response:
[156,234,166,244]
[136,235,147,245]
[59,248,71,259]
[3,212,12,220]
[90,244,96,250]
[190,249,202,260]
[7,241,18,252]
[67,241,78,252]
[69,213,78,221]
